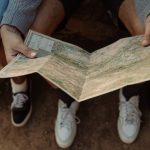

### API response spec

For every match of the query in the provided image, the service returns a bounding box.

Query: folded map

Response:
[0,30,150,101]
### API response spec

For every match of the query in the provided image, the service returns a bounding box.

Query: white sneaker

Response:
[118,89,142,144]
[55,99,80,148]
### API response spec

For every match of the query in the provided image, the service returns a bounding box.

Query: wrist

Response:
[1,25,22,35]
[0,24,24,40]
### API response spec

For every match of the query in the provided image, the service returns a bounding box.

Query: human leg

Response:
[118,86,142,143]
[118,0,144,35]
[10,76,32,127]
[8,0,64,127]
[31,0,65,35]
[10,0,62,126]
[0,0,30,127]
[55,92,79,148]
[117,0,147,143]
[31,0,80,148]
[1,31,33,127]
[102,0,144,143]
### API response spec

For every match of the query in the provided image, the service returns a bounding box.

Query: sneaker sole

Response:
[117,119,139,144]
[54,101,79,148]
[118,89,141,144]
[55,122,77,148]
[11,103,32,127]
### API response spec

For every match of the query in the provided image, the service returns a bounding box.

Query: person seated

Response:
[0,0,80,148]
[103,0,150,144]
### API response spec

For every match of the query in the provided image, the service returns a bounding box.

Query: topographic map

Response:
[0,30,150,101]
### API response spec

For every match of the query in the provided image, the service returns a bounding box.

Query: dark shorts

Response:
[60,0,81,17]
[102,0,124,15]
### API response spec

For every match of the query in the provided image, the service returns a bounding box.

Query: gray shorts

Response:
[134,0,150,23]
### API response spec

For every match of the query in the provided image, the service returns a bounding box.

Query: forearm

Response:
[1,0,42,35]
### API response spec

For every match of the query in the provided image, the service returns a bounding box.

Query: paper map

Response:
[0,30,150,101]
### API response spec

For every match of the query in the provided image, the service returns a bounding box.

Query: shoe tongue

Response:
[129,96,139,107]
[59,100,68,108]
[63,106,68,109]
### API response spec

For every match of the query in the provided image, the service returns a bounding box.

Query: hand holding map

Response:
[0,30,149,101]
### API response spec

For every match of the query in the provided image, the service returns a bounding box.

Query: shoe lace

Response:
[11,93,29,109]
[60,106,80,129]
[119,101,141,125]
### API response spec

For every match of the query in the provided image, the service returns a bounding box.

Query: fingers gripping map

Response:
[0,30,150,101]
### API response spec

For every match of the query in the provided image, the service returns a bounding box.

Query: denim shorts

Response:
[0,0,9,22]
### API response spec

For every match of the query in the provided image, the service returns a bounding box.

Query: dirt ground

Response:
[0,0,150,150]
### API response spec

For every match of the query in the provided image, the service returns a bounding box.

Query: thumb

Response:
[18,44,37,58]
[142,16,150,47]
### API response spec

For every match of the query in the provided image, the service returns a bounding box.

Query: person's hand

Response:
[0,25,37,62]
[142,15,150,46]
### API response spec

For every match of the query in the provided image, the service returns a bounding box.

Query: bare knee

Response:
[118,0,144,35]
[31,0,65,35]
